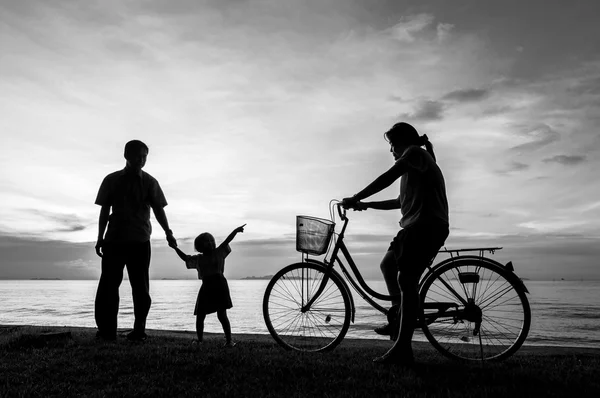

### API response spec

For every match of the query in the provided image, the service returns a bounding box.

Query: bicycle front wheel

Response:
[263,262,352,352]
[420,259,531,361]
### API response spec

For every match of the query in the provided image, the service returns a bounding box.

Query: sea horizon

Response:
[1,279,599,349]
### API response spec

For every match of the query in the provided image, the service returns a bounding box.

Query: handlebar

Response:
[336,202,347,220]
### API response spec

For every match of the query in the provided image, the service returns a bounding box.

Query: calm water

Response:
[0,279,598,348]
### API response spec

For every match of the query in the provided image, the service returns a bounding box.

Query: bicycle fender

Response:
[504,261,529,293]
[304,259,356,323]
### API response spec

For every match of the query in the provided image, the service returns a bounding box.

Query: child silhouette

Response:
[170,224,245,346]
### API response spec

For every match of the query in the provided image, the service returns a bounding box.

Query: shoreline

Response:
[2,324,599,357]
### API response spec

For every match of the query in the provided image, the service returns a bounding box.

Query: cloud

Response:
[388,13,434,42]
[518,218,588,234]
[510,123,560,152]
[53,258,96,272]
[442,88,490,103]
[399,100,445,122]
[21,209,88,233]
[495,161,530,175]
[0,233,99,279]
[436,23,454,41]
[542,154,586,165]
[441,232,600,280]
[566,75,600,96]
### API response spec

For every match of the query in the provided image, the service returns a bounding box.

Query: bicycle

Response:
[262,201,531,361]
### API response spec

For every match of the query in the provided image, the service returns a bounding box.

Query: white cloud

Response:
[388,13,435,42]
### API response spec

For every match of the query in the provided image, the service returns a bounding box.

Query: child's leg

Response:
[196,312,206,342]
[216,310,232,342]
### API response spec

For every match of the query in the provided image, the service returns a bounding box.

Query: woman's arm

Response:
[342,161,407,209]
[362,197,401,210]
[354,161,407,201]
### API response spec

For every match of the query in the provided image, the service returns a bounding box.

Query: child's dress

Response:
[186,243,233,315]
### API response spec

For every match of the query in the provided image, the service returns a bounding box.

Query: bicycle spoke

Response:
[264,263,351,352]
[420,259,530,361]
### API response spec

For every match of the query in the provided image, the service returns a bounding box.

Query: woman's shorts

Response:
[388,222,449,280]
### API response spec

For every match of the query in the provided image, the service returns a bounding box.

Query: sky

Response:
[1,0,600,281]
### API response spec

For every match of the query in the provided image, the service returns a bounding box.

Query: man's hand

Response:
[234,224,246,234]
[166,230,177,248]
[95,239,104,258]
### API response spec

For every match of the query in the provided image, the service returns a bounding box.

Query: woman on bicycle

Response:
[342,122,449,365]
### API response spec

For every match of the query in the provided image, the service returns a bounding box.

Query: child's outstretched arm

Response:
[222,224,246,246]
[171,245,190,263]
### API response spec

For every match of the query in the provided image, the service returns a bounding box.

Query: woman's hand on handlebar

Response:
[341,197,367,211]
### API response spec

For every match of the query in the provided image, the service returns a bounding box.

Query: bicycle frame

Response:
[301,205,514,319]
[301,206,406,316]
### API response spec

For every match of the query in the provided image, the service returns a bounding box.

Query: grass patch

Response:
[1,326,599,397]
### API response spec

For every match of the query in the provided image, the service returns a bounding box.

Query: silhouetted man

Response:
[94,140,177,341]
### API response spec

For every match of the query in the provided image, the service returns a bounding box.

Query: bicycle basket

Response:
[296,216,335,256]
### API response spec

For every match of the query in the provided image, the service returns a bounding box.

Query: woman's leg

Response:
[374,224,449,364]
[373,273,418,364]
[196,313,206,342]
[380,250,401,307]
[396,273,419,359]
[217,310,232,342]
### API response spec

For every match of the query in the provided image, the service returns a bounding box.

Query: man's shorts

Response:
[388,222,449,280]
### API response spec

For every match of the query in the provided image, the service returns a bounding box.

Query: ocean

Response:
[0,279,598,348]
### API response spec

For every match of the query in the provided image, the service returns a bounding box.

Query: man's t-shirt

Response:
[396,146,449,228]
[185,244,232,280]
[95,168,168,242]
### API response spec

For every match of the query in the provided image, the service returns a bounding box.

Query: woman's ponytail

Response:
[420,134,436,162]
[385,123,437,161]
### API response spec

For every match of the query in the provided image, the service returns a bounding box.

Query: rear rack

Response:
[439,247,503,257]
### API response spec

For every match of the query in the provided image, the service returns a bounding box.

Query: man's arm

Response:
[95,205,110,257]
[152,206,177,247]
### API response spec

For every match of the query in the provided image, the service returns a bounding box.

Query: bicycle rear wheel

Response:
[263,262,351,352]
[419,259,530,361]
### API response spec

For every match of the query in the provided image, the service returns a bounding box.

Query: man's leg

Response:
[94,243,125,339]
[126,241,152,337]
